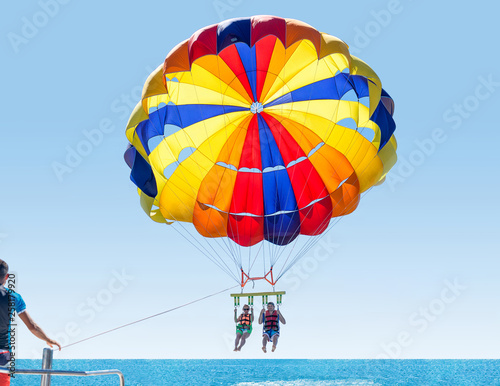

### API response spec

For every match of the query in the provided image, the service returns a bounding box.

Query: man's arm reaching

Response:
[18,311,62,350]
[278,310,286,325]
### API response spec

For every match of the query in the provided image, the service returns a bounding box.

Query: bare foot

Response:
[262,347,267,353]
[233,348,238,352]
[272,345,276,352]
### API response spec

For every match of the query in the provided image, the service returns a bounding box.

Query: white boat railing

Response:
[0,348,125,385]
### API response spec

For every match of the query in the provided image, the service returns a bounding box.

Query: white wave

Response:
[233,380,380,386]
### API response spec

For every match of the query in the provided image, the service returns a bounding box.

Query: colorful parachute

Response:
[124,16,397,286]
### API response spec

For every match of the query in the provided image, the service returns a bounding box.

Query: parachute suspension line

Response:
[165,159,244,278]
[154,150,240,274]
[240,241,272,287]
[148,146,241,279]
[62,284,239,350]
[275,182,355,280]
[277,185,372,281]
[276,186,376,281]
[275,131,379,279]
[170,222,228,273]
[284,150,378,274]
[265,242,278,286]
[247,244,251,278]
[276,219,339,280]
[173,221,239,283]
[247,239,265,278]
[170,138,240,269]
[276,221,335,281]
[170,223,239,284]
[246,240,257,280]
[263,241,267,277]
[242,241,252,284]
[269,242,275,272]
[282,129,382,274]
[259,242,268,280]
[273,232,301,277]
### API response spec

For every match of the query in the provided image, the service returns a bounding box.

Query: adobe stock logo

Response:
[28,269,134,357]
[386,74,500,191]
[212,0,243,21]
[349,0,406,55]
[280,235,340,292]
[51,66,153,182]
[7,0,71,54]
[376,278,467,359]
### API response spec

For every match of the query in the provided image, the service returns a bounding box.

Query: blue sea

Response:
[11,360,500,385]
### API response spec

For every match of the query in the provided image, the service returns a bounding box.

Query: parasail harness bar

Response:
[230,291,285,308]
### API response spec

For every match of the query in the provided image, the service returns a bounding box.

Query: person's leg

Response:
[234,332,242,351]
[0,372,10,386]
[272,334,279,352]
[262,334,269,352]
[238,332,250,350]
[0,352,11,386]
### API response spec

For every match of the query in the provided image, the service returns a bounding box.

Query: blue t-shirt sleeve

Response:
[13,292,26,314]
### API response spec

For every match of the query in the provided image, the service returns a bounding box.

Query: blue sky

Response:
[1,0,499,360]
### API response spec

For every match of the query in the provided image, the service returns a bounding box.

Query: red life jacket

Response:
[238,313,252,327]
[264,310,279,331]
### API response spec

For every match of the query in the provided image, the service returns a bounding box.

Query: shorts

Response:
[236,324,252,335]
[263,329,279,341]
[0,351,10,367]
[0,351,11,386]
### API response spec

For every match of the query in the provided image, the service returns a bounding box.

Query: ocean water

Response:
[11,359,500,385]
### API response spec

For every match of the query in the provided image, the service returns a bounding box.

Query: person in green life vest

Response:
[259,302,286,353]
[234,304,253,351]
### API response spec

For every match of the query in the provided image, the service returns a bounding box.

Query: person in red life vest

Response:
[259,302,286,353]
[233,304,253,351]
[0,259,61,386]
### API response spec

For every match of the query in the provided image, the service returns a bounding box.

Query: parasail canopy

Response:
[124,15,397,287]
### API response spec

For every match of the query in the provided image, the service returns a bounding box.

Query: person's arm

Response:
[18,311,62,350]
[278,310,286,325]
[258,308,264,324]
[250,307,254,323]
[234,309,239,323]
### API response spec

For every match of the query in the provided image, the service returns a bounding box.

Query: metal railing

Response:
[0,348,125,385]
